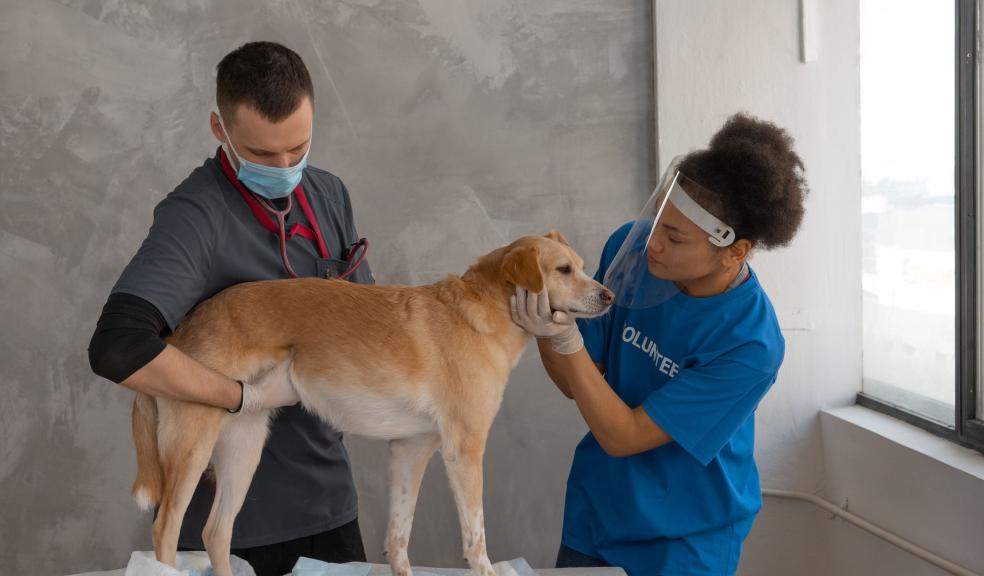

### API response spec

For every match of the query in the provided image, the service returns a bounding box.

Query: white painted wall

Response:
[655,0,861,485]
[657,2,984,575]
[655,0,858,573]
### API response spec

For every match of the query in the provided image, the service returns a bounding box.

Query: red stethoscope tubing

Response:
[255,195,301,278]
[339,238,369,280]
[256,195,368,280]
[219,148,368,279]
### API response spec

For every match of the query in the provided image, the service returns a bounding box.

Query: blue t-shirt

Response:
[562,223,784,576]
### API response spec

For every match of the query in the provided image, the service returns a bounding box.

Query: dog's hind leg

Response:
[202,411,271,576]
[386,432,441,576]
[440,422,496,576]
[153,403,224,568]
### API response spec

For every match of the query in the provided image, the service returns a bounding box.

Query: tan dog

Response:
[131,231,613,576]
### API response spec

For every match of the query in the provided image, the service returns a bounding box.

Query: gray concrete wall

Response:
[0,1,653,574]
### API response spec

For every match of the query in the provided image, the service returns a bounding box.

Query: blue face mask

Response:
[218,113,311,200]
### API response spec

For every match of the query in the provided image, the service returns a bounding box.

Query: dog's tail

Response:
[131,391,163,511]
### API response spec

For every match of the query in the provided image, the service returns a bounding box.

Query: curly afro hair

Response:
[678,113,807,250]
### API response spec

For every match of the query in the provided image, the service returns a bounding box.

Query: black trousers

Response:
[179,518,366,576]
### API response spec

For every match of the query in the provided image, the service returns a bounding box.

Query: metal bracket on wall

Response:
[799,0,819,63]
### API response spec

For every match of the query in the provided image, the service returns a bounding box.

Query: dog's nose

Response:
[599,288,614,304]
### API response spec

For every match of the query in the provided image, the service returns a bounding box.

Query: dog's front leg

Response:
[440,431,496,576]
[386,433,441,576]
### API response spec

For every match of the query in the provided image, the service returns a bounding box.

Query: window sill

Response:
[822,404,984,482]
[817,404,984,574]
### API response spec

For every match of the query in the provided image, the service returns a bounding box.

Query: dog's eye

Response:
[557,265,573,275]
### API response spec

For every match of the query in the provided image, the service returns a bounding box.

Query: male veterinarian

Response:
[88,41,372,576]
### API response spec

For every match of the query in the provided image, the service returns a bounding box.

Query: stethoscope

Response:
[255,194,368,280]
[219,148,369,280]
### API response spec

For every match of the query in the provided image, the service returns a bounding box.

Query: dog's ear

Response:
[502,244,545,292]
[544,230,570,246]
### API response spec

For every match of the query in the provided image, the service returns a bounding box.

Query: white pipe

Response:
[762,488,980,576]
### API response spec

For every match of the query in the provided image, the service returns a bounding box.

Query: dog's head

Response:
[501,231,613,318]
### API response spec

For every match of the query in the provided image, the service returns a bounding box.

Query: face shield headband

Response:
[601,157,735,309]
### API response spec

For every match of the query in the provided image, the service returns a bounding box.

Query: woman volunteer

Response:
[512,113,808,575]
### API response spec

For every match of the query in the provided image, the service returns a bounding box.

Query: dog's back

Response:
[168,276,522,388]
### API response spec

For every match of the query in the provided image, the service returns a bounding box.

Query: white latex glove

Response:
[239,356,300,413]
[510,287,584,355]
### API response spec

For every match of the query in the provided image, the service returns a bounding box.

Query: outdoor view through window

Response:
[860,0,956,426]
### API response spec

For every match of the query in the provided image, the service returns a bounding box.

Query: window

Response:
[858,0,982,451]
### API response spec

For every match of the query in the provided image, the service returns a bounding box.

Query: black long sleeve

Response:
[88,292,168,383]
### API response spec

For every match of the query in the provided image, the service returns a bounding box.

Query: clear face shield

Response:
[603,157,735,309]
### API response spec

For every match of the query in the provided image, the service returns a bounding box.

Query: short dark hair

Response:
[216,41,314,124]
[680,113,808,250]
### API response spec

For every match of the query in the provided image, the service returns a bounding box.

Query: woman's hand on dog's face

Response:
[510,287,575,337]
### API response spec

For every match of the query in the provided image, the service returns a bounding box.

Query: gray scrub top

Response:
[113,148,373,548]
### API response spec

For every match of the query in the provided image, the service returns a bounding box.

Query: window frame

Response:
[857,0,983,453]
